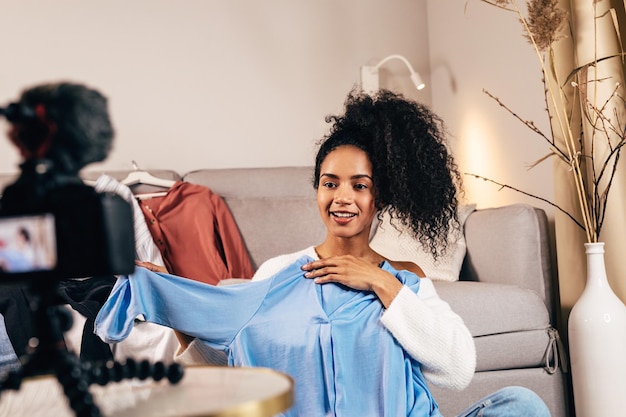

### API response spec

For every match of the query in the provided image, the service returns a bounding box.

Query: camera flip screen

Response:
[0,214,57,274]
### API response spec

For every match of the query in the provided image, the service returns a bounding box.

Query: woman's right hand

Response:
[302,255,403,308]
[135,260,168,273]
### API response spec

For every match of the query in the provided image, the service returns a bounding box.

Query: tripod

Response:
[0,280,184,417]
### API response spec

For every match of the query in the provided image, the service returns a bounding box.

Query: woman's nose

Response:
[333,185,353,203]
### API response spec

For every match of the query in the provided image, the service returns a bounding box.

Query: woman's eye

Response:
[354,183,368,190]
[323,182,337,189]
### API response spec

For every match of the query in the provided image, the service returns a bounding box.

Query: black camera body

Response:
[0,159,135,281]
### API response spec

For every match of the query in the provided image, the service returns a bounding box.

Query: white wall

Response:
[0,0,430,175]
[426,0,555,216]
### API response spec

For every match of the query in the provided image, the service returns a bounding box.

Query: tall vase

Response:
[568,242,626,417]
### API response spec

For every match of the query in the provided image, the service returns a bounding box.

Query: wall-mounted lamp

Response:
[360,54,425,95]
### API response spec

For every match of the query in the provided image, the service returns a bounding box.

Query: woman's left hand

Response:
[136,260,168,273]
[301,255,402,307]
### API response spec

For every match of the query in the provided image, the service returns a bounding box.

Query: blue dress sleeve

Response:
[95,267,272,348]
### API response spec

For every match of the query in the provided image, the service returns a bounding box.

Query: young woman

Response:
[98,90,550,417]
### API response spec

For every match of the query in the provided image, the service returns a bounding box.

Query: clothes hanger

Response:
[135,191,170,200]
[120,161,177,188]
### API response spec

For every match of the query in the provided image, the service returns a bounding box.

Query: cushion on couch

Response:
[370,204,476,282]
[434,281,549,336]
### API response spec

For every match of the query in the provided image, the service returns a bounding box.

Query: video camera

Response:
[0,87,182,417]
[0,102,135,282]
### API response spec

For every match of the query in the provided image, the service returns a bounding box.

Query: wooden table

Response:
[0,365,294,417]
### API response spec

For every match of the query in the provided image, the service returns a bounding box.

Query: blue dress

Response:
[95,256,441,417]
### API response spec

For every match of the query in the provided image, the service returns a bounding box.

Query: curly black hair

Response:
[16,82,114,173]
[314,89,463,259]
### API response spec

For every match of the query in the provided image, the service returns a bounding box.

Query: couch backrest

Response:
[183,167,326,269]
[0,169,183,196]
[461,204,557,320]
[2,167,557,317]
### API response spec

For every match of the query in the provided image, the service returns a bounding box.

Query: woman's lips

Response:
[331,211,356,224]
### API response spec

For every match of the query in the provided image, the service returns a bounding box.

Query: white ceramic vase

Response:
[568,242,626,417]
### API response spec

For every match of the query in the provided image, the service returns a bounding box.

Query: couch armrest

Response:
[460,204,557,318]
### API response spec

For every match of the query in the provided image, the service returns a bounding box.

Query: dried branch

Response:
[483,89,568,154]
[464,173,585,230]
[473,0,515,12]
[473,0,626,243]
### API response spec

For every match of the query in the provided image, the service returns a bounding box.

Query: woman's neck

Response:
[315,237,382,263]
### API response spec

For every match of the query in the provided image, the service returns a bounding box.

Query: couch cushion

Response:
[434,281,552,371]
[434,281,549,336]
[370,203,476,282]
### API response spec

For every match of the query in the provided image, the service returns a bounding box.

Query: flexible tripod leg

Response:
[0,296,184,417]
[54,348,102,417]
[0,302,103,417]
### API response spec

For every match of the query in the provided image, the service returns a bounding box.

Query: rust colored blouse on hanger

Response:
[139,182,254,284]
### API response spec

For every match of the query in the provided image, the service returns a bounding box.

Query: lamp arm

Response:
[374,54,418,74]
[361,54,425,92]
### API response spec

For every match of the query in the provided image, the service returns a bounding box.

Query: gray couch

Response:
[0,166,572,416]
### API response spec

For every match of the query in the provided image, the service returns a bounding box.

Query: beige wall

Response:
[427,0,562,321]
[426,1,554,217]
[0,0,554,216]
[0,0,430,175]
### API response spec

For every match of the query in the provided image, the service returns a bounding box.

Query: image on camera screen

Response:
[0,214,57,274]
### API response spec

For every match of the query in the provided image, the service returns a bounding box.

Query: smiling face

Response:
[316,145,377,242]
